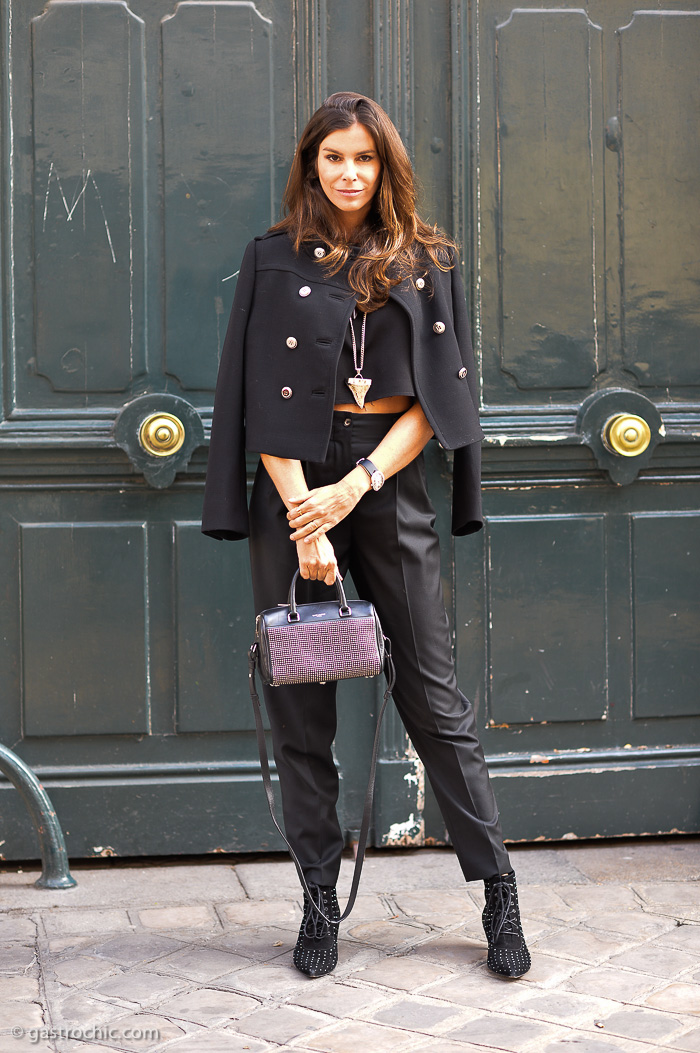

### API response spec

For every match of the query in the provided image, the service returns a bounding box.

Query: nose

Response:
[341,159,359,182]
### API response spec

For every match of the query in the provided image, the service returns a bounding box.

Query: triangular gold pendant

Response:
[346,376,372,409]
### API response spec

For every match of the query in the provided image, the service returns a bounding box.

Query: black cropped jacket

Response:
[202,231,484,541]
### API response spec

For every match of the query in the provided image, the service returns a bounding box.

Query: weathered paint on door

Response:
[0,0,698,859]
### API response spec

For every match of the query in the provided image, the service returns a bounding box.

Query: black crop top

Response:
[334,297,415,404]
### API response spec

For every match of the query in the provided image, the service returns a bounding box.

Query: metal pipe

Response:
[0,744,76,889]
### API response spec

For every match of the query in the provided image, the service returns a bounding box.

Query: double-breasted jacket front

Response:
[202,230,485,542]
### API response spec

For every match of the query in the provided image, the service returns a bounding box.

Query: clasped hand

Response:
[289,478,367,585]
[287,479,361,543]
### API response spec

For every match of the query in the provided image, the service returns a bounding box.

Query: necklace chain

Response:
[346,309,372,408]
[348,309,367,374]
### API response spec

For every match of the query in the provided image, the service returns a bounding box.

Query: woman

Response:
[202,92,530,980]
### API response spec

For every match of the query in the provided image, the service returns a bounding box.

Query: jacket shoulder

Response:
[254,230,305,269]
[256,229,290,244]
[255,229,295,253]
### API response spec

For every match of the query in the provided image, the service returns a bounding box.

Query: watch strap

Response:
[356,457,381,480]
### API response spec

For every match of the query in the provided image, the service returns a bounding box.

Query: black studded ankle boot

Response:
[482,870,531,978]
[293,883,340,978]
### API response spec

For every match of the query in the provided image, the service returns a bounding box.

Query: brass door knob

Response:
[139,413,186,457]
[603,413,651,457]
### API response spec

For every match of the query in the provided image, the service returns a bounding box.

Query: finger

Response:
[287,490,320,512]
[288,509,318,529]
[290,522,319,542]
[303,523,328,543]
[288,490,316,506]
[288,510,318,529]
[287,505,308,520]
[289,503,327,523]
[292,516,330,542]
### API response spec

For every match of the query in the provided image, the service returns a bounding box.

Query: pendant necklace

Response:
[346,309,371,409]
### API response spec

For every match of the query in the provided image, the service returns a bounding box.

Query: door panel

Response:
[31,0,147,398]
[632,513,700,718]
[1,485,284,859]
[618,11,700,387]
[487,515,607,725]
[162,1,276,391]
[456,478,700,841]
[489,762,700,843]
[173,521,255,733]
[494,9,604,390]
[21,522,149,737]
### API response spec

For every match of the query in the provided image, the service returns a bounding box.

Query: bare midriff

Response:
[333,395,414,414]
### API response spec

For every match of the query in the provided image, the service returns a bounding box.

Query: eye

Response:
[358,155,375,163]
[323,152,341,162]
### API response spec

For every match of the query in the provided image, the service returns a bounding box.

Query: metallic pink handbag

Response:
[254,570,385,687]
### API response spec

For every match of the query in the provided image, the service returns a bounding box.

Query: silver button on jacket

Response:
[458,367,468,378]
[433,321,446,334]
[281,386,293,398]
[286,337,298,348]
[416,277,425,290]
[299,286,311,297]
[314,247,326,258]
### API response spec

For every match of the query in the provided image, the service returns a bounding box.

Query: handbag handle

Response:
[248,639,395,927]
[287,568,351,622]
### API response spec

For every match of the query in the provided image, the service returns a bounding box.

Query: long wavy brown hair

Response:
[271,92,455,311]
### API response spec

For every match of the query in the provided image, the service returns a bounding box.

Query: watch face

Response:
[371,471,384,491]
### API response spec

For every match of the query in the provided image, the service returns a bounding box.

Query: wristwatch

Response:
[356,457,385,491]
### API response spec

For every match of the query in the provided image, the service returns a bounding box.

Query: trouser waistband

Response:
[329,410,403,443]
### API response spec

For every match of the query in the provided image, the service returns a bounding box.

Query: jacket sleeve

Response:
[201,239,256,540]
[449,255,484,537]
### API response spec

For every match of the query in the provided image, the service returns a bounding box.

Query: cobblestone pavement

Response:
[1,839,699,1053]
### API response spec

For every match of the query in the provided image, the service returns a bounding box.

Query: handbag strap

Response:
[247,639,396,927]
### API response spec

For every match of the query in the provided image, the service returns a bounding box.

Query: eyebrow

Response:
[320,147,377,155]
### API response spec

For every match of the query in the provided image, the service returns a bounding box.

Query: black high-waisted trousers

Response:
[248,411,511,886]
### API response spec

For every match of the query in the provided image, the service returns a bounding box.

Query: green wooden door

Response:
[455,0,700,841]
[1,0,299,857]
[1,0,698,860]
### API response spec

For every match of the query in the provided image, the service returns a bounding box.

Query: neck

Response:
[336,207,370,241]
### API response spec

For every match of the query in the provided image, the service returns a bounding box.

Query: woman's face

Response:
[316,123,381,233]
